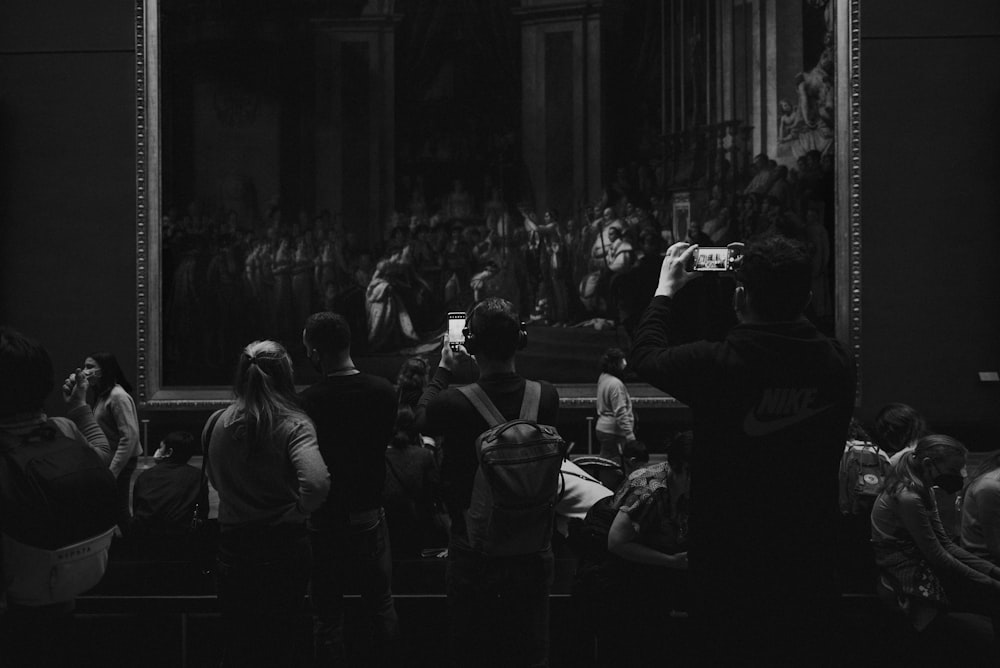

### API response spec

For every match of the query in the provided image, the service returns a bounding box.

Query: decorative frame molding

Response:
[135,0,862,410]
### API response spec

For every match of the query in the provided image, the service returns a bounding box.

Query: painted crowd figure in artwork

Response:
[155,0,843,386]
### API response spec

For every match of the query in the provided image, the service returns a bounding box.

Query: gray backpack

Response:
[459,381,566,557]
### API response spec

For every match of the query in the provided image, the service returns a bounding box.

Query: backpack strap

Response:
[457,384,507,427]
[518,380,541,422]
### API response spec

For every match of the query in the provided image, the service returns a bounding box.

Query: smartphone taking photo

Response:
[691,242,745,272]
[447,312,466,350]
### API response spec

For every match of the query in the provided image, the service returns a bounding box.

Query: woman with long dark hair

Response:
[395,356,429,410]
[872,434,1000,637]
[205,340,330,667]
[83,351,140,531]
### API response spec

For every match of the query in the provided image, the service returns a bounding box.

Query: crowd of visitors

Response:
[6,230,1000,667]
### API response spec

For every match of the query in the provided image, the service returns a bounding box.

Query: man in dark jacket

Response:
[629,236,856,665]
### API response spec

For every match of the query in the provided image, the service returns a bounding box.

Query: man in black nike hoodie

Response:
[629,236,856,665]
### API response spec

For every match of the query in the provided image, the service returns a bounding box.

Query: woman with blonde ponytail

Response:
[204,340,330,667]
[871,434,1000,639]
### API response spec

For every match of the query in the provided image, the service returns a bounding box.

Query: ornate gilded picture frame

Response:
[135,0,861,409]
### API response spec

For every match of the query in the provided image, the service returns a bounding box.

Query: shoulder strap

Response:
[518,380,541,422]
[457,384,507,427]
[561,468,601,485]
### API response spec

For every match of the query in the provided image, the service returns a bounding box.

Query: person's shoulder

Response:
[893,487,926,512]
[428,384,465,406]
[359,372,396,395]
[282,412,318,439]
[599,373,624,388]
[45,416,80,439]
[970,470,1000,495]
[299,382,323,400]
[532,378,560,397]
[107,384,135,406]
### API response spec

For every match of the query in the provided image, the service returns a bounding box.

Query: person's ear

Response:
[732,285,747,313]
[920,457,935,478]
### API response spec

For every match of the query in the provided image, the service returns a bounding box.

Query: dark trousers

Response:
[214,524,312,668]
[447,547,554,668]
[309,510,399,667]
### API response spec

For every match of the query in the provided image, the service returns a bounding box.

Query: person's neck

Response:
[321,354,358,376]
[476,357,516,377]
[736,307,807,326]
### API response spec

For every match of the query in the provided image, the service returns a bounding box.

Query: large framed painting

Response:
[136,0,861,408]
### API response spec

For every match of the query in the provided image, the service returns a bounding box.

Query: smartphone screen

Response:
[448,312,466,349]
[693,247,731,271]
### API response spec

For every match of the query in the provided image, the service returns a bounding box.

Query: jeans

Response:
[447,547,554,668]
[214,524,312,668]
[309,509,399,667]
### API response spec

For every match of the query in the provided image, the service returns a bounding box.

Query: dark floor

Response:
[64,594,997,668]
[60,538,997,668]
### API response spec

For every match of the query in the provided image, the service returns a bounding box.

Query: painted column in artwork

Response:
[314,7,400,250]
[515,0,623,217]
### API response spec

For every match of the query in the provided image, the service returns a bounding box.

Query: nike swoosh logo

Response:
[743,404,835,437]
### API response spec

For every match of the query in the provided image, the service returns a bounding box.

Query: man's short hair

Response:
[163,431,197,464]
[304,312,352,355]
[466,298,522,361]
[736,236,812,321]
[0,327,54,417]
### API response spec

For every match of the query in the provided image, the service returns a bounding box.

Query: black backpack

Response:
[0,423,118,550]
[458,381,567,557]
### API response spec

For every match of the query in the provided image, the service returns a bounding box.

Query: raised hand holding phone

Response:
[656,242,702,298]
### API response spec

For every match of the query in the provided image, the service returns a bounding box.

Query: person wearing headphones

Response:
[416,297,560,668]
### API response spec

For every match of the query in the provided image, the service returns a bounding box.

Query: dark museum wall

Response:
[1,1,999,447]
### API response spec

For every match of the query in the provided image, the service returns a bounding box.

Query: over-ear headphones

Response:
[462,300,528,356]
[462,321,527,356]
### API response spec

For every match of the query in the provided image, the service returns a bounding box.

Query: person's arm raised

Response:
[62,368,111,464]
